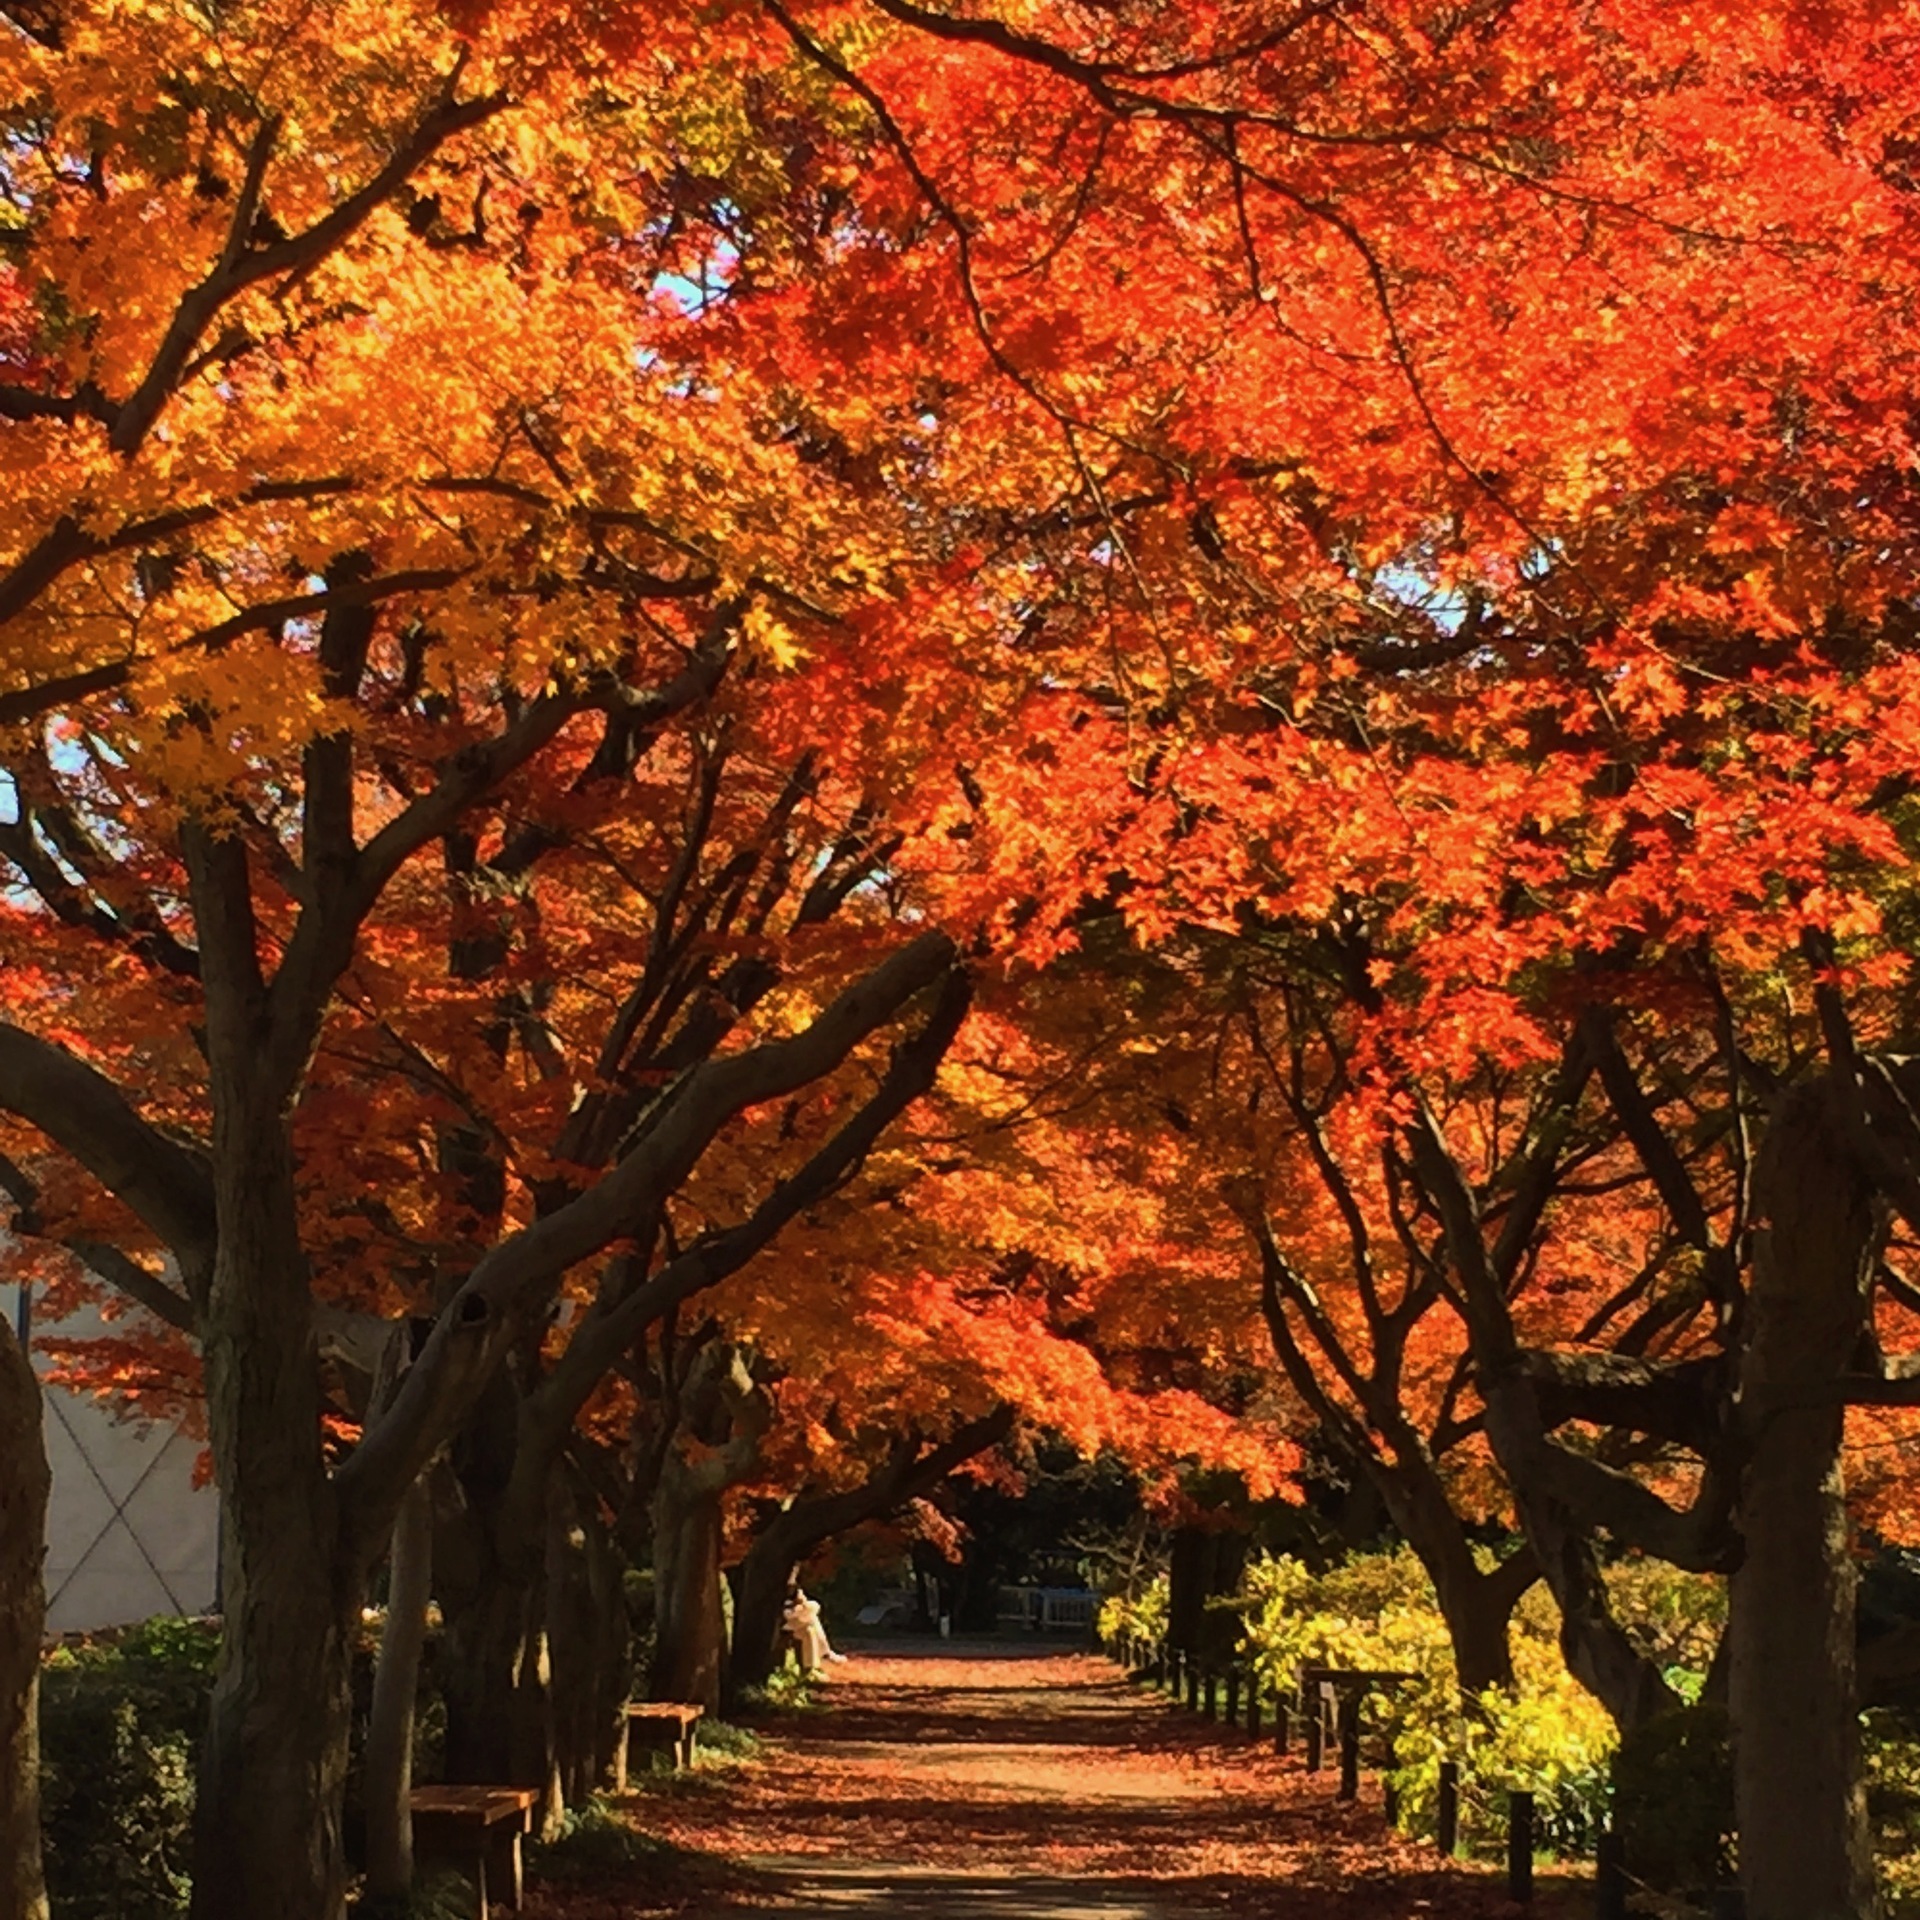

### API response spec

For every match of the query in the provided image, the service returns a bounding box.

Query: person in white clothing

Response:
[782,1585,846,1672]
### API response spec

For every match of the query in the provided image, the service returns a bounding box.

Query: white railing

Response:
[997,1585,1096,1630]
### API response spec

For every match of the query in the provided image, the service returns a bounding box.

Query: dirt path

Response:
[562,1644,1583,1918]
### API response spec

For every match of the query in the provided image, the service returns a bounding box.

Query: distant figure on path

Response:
[783,1585,846,1673]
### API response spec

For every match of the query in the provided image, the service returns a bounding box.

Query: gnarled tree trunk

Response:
[1732,1073,1882,1920]
[0,1306,50,1920]
[435,1371,560,1821]
[548,1467,632,1803]
[651,1471,730,1711]
[651,1344,771,1710]
[1388,1469,1536,1697]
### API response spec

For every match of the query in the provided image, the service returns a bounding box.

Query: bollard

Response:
[1203,1671,1218,1721]
[1436,1760,1459,1857]
[1507,1790,1534,1904]
[1337,1701,1360,1802]
[1274,1699,1290,1754]
[1225,1670,1241,1728]
[1595,1829,1626,1920]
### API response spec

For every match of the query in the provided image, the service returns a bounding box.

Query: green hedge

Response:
[39,1619,218,1920]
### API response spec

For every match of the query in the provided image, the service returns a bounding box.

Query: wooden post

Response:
[1203,1670,1218,1721]
[1153,1642,1167,1687]
[1383,1777,1399,1827]
[1337,1699,1360,1802]
[1246,1686,1262,1739]
[1274,1699,1289,1754]
[1595,1830,1627,1920]
[1508,1790,1534,1904]
[1436,1760,1459,1857]
[1185,1663,1201,1712]
[1225,1670,1241,1728]
[1304,1691,1324,1773]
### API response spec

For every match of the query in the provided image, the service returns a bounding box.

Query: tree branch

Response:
[0,1024,216,1297]
[334,930,965,1546]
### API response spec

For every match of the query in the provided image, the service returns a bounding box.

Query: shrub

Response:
[1610,1699,1733,1897]
[39,1618,219,1920]
[525,1796,684,1882]
[1602,1556,1726,1701]
[1236,1546,1615,1856]
[1096,1573,1169,1649]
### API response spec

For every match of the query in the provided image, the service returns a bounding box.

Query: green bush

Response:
[525,1795,682,1882]
[1097,1573,1169,1649]
[39,1618,219,1920]
[1610,1699,1733,1897]
[1603,1555,1726,1703]
[1236,1546,1615,1856]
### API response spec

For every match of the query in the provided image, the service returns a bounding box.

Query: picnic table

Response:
[409,1784,539,1918]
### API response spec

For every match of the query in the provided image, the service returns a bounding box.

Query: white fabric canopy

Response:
[13,1285,220,1633]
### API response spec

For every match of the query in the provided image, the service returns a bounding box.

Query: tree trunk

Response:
[1423,1532,1534,1698]
[364,1474,433,1902]
[1489,1398,1679,1734]
[547,1469,631,1804]
[1732,1073,1882,1920]
[1374,1451,1533,1696]
[190,1123,359,1920]
[651,1470,728,1711]
[0,1307,50,1920]
[438,1548,554,1793]
[1166,1527,1208,1658]
[435,1384,559,1814]
[729,1536,799,1699]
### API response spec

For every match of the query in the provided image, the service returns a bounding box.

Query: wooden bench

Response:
[613,1701,704,1788]
[408,1785,538,1918]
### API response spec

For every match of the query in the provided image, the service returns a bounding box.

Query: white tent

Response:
[12,1286,220,1633]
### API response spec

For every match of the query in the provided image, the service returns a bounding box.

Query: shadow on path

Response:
[549,1649,1589,1919]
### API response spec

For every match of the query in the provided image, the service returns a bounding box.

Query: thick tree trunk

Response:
[438,1550,554,1794]
[0,1309,50,1920]
[1422,1531,1534,1698]
[729,1538,799,1699]
[1164,1524,1248,1670]
[435,1383,560,1816]
[1374,1450,1534,1696]
[1732,1074,1881,1920]
[190,1124,359,1920]
[1485,1390,1678,1735]
[547,1470,631,1804]
[364,1475,433,1902]
[651,1472,728,1711]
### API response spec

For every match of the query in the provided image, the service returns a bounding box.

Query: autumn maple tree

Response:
[12,0,1920,1917]
[0,0,1005,1911]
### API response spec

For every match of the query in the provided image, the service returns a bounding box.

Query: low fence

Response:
[998,1585,1097,1631]
[1098,1627,1740,1918]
